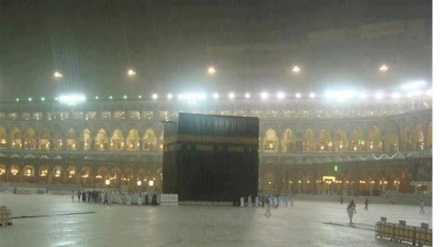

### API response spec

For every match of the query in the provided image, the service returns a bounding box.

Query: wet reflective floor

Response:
[0,193,432,247]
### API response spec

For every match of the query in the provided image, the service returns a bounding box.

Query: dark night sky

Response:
[0,0,432,100]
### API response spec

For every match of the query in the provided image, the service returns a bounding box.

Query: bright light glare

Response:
[178,93,207,101]
[127,69,136,76]
[324,90,356,101]
[152,94,158,100]
[228,92,235,99]
[391,92,401,99]
[358,92,368,99]
[167,94,173,100]
[54,71,63,78]
[276,92,285,99]
[309,92,315,98]
[379,64,389,72]
[207,66,216,75]
[213,93,219,99]
[295,93,301,99]
[244,93,250,99]
[28,97,32,101]
[292,66,301,73]
[401,81,426,91]
[123,95,127,99]
[260,92,269,99]
[59,94,86,105]
[375,92,384,99]
[406,90,422,98]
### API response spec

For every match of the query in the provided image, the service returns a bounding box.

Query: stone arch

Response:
[82,129,91,150]
[39,128,50,150]
[304,128,314,153]
[414,123,424,150]
[263,128,278,152]
[24,127,37,150]
[281,128,295,153]
[318,128,332,151]
[110,129,124,151]
[261,169,277,194]
[95,128,108,151]
[367,126,382,152]
[11,126,22,149]
[142,128,157,151]
[110,167,122,188]
[426,122,432,149]
[350,127,365,152]
[66,165,77,183]
[96,166,109,186]
[39,164,50,178]
[121,167,134,188]
[10,164,20,182]
[385,132,399,152]
[400,123,411,151]
[80,166,93,187]
[52,165,64,182]
[0,164,6,177]
[0,125,7,149]
[334,128,348,152]
[23,165,35,177]
[66,129,77,150]
[126,128,140,151]
[52,126,63,151]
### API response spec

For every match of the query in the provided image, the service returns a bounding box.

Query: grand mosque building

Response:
[0,16,432,197]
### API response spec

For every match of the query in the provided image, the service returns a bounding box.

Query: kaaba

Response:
[162,113,259,202]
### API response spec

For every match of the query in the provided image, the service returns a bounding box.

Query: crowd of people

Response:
[71,190,159,206]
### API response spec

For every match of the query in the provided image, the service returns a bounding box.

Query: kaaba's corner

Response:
[162,113,259,202]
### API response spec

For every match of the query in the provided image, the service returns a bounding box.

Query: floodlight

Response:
[58,94,86,105]
[276,92,285,99]
[379,64,389,72]
[244,93,250,99]
[391,92,401,99]
[292,66,301,73]
[167,93,173,100]
[228,92,235,99]
[295,93,301,99]
[127,69,136,76]
[207,66,216,75]
[401,80,427,91]
[359,92,368,99]
[152,93,158,100]
[213,93,219,99]
[309,92,315,98]
[375,92,384,99]
[260,92,269,99]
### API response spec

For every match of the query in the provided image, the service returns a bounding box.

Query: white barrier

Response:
[161,194,178,205]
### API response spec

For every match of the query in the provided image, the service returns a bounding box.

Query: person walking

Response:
[264,197,272,216]
[71,190,75,202]
[419,200,425,214]
[347,200,356,223]
[364,198,369,210]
